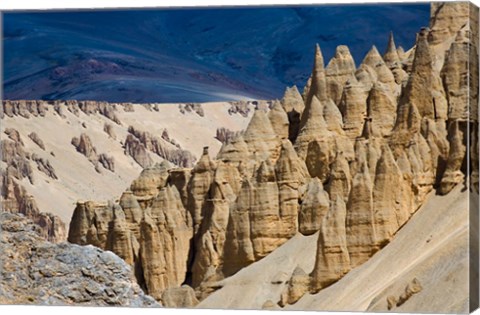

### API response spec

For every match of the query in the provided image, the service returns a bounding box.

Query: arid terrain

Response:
[0,1,478,313]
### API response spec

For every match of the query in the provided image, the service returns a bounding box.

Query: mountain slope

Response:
[3,4,429,102]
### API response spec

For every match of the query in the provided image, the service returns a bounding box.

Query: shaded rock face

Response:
[127,126,196,168]
[0,172,66,242]
[0,213,159,307]
[71,133,116,173]
[28,132,46,150]
[66,1,475,307]
[1,128,66,242]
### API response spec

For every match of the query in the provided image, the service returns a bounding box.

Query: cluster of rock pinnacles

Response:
[67,3,478,307]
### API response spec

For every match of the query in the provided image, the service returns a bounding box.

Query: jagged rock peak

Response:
[193,146,216,172]
[268,99,290,140]
[310,196,350,292]
[383,31,400,64]
[299,177,330,235]
[281,85,305,114]
[362,45,385,68]
[305,44,328,104]
[243,108,280,162]
[326,45,356,105]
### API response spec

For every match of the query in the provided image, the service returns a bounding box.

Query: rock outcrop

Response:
[0,171,66,242]
[72,133,116,173]
[127,126,196,168]
[28,132,46,150]
[0,212,158,306]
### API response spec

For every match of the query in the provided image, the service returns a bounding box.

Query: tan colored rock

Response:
[119,190,143,237]
[279,267,310,306]
[367,82,397,137]
[310,196,350,292]
[281,85,305,141]
[441,31,469,120]
[268,100,290,140]
[339,77,369,139]
[346,161,378,267]
[103,123,117,140]
[323,98,355,161]
[216,134,250,174]
[275,140,309,185]
[243,109,281,162]
[250,160,283,257]
[222,179,256,276]
[68,201,113,249]
[400,31,448,121]
[323,98,344,134]
[71,133,97,162]
[130,162,169,200]
[281,85,305,115]
[304,44,328,107]
[439,120,466,195]
[139,185,193,300]
[383,32,400,66]
[326,45,356,105]
[355,63,378,88]
[28,132,45,150]
[326,151,352,202]
[299,178,330,235]
[191,163,239,286]
[106,207,135,265]
[361,46,397,93]
[168,168,192,208]
[275,140,307,237]
[161,285,199,308]
[187,147,216,235]
[372,145,405,246]
[295,96,335,181]
[428,2,470,45]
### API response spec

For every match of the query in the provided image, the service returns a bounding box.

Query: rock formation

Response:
[0,170,66,242]
[325,45,356,105]
[103,123,117,140]
[72,133,116,173]
[215,127,242,144]
[127,126,196,168]
[63,2,476,309]
[0,212,158,306]
[28,132,46,150]
[279,267,310,306]
[310,197,350,292]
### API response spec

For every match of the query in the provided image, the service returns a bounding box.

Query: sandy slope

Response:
[199,185,470,313]
[1,102,252,224]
